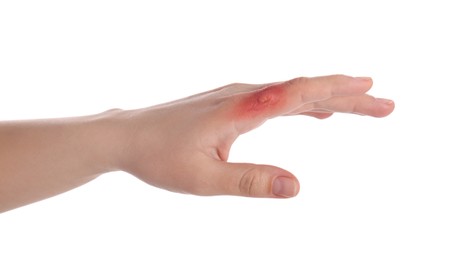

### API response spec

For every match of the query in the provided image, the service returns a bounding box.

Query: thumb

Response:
[208,161,300,198]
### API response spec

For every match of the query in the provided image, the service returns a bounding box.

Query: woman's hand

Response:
[116,75,395,198]
[0,74,394,212]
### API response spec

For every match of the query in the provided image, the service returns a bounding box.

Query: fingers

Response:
[292,95,395,117]
[230,75,375,133]
[195,160,300,198]
[288,75,373,103]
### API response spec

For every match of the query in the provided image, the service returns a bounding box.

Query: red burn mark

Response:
[234,83,288,119]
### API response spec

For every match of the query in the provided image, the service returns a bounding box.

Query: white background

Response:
[1,1,464,259]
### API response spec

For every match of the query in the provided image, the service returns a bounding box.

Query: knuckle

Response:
[287,76,309,86]
[238,168,265,197]
[287,77,314,102]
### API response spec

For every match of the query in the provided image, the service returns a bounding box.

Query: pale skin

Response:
[0,75,395,213]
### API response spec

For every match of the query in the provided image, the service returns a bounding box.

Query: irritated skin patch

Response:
[233,83,289,120]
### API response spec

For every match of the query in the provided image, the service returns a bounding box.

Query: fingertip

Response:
[354,76,373,84]
[353,76,373,92]
[373,98,395,117]
[272,176,300,198]
[215,162,301,198]
[326,74,373,96]
[376,98,394,106]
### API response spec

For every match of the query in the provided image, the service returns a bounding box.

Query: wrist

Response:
[86,108,129,174]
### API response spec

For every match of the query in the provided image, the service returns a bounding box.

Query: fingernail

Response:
[355,77,372,82]
[272,177,297,198]
[376,98,394,106]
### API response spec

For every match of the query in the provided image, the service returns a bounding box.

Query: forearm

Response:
[0,110,124,212]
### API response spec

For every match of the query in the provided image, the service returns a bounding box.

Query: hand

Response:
[115,75,395,198]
